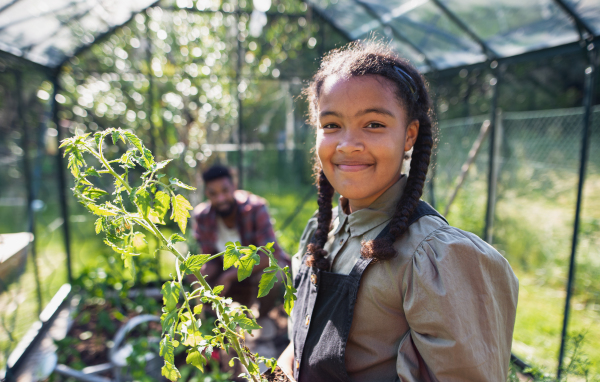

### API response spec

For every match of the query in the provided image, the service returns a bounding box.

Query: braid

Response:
[304,39,436,264]
[305,170,335,270]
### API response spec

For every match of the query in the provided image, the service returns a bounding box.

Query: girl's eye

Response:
[322,123,340,130]
[366,122,384,129]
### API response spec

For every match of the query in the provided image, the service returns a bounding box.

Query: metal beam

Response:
[552,0,596,39]
[556,42,596,380]
[51,74,73,284]
[15,69,43,315]
[484,67,501,243]
[430,0,498,60]
[352,0,437,71]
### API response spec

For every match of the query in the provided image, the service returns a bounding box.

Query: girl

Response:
[277,41,519,382]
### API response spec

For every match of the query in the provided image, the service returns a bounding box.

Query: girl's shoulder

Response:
[397,216,517,284]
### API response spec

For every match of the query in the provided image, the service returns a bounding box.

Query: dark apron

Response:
[292,201,447,382]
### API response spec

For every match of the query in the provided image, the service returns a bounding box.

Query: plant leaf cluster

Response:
[61,128,296,382]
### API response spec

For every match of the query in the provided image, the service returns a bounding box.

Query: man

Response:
[192,165,289,317]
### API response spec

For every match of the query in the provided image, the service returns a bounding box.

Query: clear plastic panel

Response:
[562,0,600,36]
[0,0,157,67]
[360,0,486,69]
[442,0,580,57]
[309,0,381,40]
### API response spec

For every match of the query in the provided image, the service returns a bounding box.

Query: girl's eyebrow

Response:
[355,107,395,117]
[319,108,395,119]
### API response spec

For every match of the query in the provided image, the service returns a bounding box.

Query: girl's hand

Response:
[277,342,296,381]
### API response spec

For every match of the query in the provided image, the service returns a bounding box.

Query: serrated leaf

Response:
[152,159,172,172]
[171,194,192,234]
[161,362,180,382]
[122,130,144,152]
[169,178,196,190]
[193,304,203,315]
[284,284,297,316]
[85,167,101,177]
[186,349,206,372]
[154,191,170,219]
[94,218,103,234]
[88,204,117,216]
[111,130,126,144]
[85,187,108,200]
[234,314,261,330]
[213,285,224,295]
[223,247,238,270]
[169,233,185,244]
[160,335,175,365]
[135,187,152,217]
[161,281,180,312]
[94,132,102,148]
[182,254,210,274]
[258,272,277,298]
[181,330,203,347]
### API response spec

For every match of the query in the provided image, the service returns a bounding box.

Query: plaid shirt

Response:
[192,190,288,264]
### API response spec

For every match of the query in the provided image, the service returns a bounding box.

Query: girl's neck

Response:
[347,172,402,213]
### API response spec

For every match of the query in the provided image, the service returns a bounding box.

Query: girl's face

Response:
[316,75,419,212]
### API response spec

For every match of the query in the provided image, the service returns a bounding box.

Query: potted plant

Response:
[60,129,294,382]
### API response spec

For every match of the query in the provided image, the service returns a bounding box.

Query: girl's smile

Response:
[316,74,419,212]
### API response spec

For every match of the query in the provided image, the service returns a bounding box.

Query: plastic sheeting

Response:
[0,0,598,70]
[0,0,158,68]
[309,0,599,71]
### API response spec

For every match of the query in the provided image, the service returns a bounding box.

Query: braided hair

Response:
[303,40,436,270]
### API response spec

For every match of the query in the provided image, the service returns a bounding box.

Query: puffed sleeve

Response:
[397,226,519,381]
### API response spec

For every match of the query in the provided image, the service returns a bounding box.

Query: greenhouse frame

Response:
[0,0,599,380]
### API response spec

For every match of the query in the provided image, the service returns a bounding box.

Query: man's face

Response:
[205,177,236,217]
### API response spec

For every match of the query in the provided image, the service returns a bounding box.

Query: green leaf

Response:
[169,178,196,190]
[160,335,175,365]
[213,285,224,295]
[181,329,203,347]
[186,349,206,372]
[85,167,101,177]
[84,187,108,200]
[169,233,185,244]
[234,314,261,330]
[284,284,297,316]
[135,187,152,217]
[171,194,193,234]
[111,130,126,144]
[193,304,203,315]
[161,281,181,312]
[161,362,180,382]
[122,130,144,152]
[154,191,170,219]
[258,272,277,298]
[88,204,117,216]
[182,254,210,274]
[223,247,239,270]
[94,218,103,234]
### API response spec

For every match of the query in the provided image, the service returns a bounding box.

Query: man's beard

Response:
[215,201,236,217]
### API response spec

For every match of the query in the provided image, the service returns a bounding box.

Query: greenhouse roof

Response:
[308,0,600,72]
[0,0,598,71]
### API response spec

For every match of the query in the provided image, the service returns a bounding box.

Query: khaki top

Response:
[290,176,519,382]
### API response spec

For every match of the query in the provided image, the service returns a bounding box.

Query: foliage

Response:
[60,128,296,382]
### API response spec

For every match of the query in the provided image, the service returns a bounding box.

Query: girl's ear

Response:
[404,120,420,152]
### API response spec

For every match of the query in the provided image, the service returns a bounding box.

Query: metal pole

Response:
[236,9,244,189]
[484,64,501,243]
[16,70,43,314]
[557,43,596,380]
[145,14,157,156]
[51,73,73,284]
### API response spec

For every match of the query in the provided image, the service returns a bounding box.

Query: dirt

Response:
[262,366,293,382]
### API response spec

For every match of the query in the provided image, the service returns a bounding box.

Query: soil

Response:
[262,365,293,382]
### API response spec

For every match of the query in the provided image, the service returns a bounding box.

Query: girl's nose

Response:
[336,129,364,153]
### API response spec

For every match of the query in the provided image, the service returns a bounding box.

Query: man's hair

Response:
[202,165,232,183]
